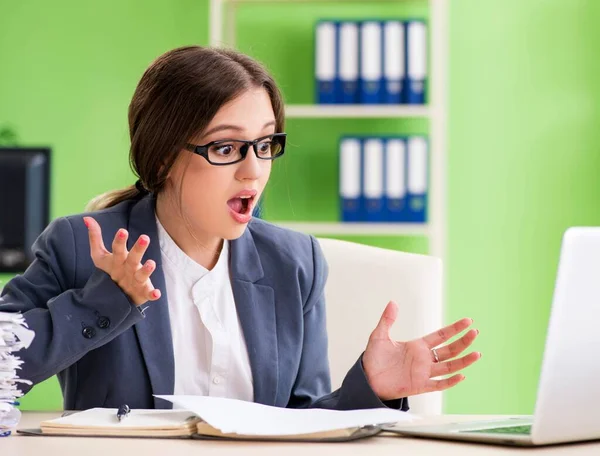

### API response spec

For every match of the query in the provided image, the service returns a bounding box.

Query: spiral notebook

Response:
[20,395,414,442]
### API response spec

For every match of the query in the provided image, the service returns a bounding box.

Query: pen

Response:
[117,404,130,422]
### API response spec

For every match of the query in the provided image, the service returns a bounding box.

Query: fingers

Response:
[83,217,110,265]
[128,280,161,306]
[121,234,158,306]
[133,278,161,305]
[369,301,398,341]
[133,260,156,284]
[148,288,161,302]
[127,258,161,305]
[112,229,129,265]
[434,329,479,362]
[426,374,466,393]
[124,259,161,306]
[430,351,481,378]
[422,317,473,349]
[126,235,150,269]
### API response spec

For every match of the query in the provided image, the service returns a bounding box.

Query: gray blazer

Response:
[0,194,407,411]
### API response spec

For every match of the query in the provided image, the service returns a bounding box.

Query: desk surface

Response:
[5,412,600,455]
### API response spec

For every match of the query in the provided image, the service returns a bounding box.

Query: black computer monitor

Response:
[0,147,51,273]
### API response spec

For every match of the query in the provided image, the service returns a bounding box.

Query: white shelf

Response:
[210,0,447,260]
[285,104,429,119]
[270,222,429,236]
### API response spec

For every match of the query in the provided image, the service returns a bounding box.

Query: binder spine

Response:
[315,21,337,104]
[339,137,362,222]
[362,138,385,222]
[359,21,383,104]
[383,21,405,105]
[407,136,428,222]
[385,137,407,222]
[405,20,427,105]
[337,21,359,104]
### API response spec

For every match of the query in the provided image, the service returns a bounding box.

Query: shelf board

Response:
[285,104,429,119]
[269,222,430,236]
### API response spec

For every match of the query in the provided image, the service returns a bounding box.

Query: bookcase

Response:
[208,0,447,255]
[209,0,448,412]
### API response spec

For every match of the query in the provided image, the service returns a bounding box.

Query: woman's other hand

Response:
[363,300,481,400]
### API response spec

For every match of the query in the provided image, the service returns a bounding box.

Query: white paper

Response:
[0,311,35,430]
[156,395,415,436]
[9,324,35,349]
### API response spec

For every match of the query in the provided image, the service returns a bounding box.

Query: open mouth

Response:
[227,195,254,215]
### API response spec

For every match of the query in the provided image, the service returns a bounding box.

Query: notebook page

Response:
[42,408,198,430]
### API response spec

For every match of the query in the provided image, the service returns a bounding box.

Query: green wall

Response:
[3,0,600,415]
[447,0,600,414]
[0,0,209,410]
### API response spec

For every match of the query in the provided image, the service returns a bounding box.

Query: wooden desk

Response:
[5,412,600,455]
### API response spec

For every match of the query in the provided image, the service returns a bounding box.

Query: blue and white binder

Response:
[385,138,407,221]
[383,21,405,104]
[362,138,385,221]
[406,136,428,222]
[315,21,337,104]
[337,21,359,103]
[339,138,362,222]
[405,20,428,104]
[359,21,383,104]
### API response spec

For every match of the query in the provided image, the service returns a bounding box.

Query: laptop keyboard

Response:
[461,425,532,435]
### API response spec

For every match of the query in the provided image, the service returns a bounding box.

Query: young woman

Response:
[0,46,480,411]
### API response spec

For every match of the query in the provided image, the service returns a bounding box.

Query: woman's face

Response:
[166,87,276,241]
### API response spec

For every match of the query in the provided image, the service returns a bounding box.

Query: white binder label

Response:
[340,139,361,199]
[384,21,405,79]
[363,139,384,199]
[339,22,359,82]
[360,22,382,81]
[408,137,428,194]
[386,139,406,198]
[408,21,427,79]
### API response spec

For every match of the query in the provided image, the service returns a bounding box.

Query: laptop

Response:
[389,227,600,446]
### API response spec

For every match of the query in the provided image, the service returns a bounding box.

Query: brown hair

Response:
[86,46,285,211]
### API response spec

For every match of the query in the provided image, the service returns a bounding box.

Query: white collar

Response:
[155,214,229,281]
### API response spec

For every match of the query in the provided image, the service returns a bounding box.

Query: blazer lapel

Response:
[230,226,279,406]
[128,194,174,409]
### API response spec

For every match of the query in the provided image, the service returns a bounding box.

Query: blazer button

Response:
[97,316,111,329]
[82,326,96,339]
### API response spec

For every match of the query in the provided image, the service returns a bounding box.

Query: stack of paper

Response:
[0,312,35,436]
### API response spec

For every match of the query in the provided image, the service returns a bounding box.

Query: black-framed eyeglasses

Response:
[185,133,287,166]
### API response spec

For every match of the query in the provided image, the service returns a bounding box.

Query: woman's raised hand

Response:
[83,216,161,306]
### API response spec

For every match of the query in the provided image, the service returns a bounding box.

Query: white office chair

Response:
[317,237,444,415]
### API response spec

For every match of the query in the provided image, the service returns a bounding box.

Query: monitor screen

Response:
[0,147,51,273]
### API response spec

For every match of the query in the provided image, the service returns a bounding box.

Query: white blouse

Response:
[155,216,254,402]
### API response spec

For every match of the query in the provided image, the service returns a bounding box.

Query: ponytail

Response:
[84,180,149,212]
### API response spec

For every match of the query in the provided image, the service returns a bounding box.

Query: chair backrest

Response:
[316,237,444,415]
